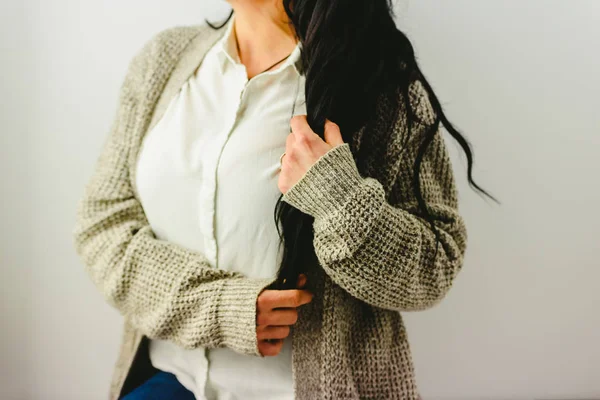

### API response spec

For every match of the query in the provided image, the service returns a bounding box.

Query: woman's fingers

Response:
[256,308,298,326]
[255,274,311,356]
[258,338,284,357]
[257,288,313,310]
[257,325,291,341]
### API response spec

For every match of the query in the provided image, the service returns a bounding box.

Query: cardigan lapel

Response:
[129,24,227,200]
[147,25,226,133]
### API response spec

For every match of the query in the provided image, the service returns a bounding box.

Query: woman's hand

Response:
[278,116,345,195]
[256,274,312,356]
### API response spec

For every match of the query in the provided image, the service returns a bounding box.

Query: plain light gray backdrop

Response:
[1,1,599,399]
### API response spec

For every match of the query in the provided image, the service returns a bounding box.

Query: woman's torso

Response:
[134,15,306,400]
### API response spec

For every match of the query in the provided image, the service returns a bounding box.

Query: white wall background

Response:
[1,0,598,399]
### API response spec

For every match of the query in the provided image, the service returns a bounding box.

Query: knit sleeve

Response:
[281,80,468,312]
[72,29,276,356]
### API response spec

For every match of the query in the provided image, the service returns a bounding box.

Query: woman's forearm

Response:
[73,34,276,356]
[282,84,468,312]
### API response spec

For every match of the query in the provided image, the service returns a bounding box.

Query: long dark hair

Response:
[207,1,496,291]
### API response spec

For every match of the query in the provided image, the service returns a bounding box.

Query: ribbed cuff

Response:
[216,277,277,357]
[282,143,365,220]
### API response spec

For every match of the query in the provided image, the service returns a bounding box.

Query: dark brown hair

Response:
[207,1,496,290]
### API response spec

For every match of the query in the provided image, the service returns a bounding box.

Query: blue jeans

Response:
[122,371,195,400]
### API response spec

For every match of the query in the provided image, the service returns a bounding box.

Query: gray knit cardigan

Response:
[72,22,467,400]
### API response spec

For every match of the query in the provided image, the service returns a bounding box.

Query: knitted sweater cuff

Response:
[282,143,364,220]
[217,277,277,357]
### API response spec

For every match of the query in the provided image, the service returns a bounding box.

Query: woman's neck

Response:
[230,2,298,78]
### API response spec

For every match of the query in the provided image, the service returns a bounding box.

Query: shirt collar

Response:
[215,14,304,76]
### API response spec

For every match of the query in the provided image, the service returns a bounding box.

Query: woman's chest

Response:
[134,61,306,264]
[138,62,304,175]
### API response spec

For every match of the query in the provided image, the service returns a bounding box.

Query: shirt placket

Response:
[198,69,249,269]
[198,65,251,400]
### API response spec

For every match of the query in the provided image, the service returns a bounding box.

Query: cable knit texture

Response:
[73,22,467,400]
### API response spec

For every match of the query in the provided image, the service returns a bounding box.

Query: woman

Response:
[73,1,492,399]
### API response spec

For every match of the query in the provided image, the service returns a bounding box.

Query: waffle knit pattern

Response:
[73,23,467,400]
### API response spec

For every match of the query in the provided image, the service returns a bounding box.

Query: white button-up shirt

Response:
[134,14,305,400]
